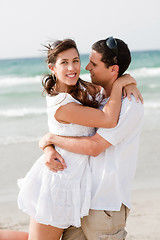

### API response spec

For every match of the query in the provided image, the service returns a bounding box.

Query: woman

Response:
[0,39,140,240]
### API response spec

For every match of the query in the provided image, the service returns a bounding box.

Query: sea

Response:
[0,50,160,146]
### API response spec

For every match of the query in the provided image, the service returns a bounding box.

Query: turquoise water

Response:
[0,54,89,77]
[1,51,160,76]
[0,50,160,144]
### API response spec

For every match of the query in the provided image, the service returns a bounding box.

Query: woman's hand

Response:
[123,84,143,103]
[43,145,67,172]
[39,133,67,172]
[114,74,143,103]
[114,73,137,89]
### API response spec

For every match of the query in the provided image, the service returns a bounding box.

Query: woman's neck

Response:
[55,82,68,93]
[55,84,75,94]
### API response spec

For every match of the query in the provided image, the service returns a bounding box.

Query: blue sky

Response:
[0,0,160,59]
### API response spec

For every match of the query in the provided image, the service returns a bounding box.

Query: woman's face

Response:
[51,48,81,92]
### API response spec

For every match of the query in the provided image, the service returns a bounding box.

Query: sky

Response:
[0,0,160,59]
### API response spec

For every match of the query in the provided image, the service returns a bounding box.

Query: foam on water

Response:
[0,76,41,87]
[129,67,160,77]
[0,66,159,89]
[0,136,41,145]
[0,100,159,118]
[144,101,160,109]
[0,107,46,117]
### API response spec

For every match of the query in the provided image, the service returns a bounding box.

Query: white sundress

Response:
[17,92,98,229]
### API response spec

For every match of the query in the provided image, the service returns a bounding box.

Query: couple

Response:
[1,37,143,240]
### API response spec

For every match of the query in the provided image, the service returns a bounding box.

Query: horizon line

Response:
[0,49,160,61]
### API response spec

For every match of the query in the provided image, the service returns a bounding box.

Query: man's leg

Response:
[81,204,129,240]
[62,226,86,240]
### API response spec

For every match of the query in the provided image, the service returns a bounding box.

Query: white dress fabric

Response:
[17,93,97,228]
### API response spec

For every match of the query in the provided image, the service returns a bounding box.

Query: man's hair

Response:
[92,38,131,76]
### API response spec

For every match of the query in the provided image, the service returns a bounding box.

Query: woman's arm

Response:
[55,75,138,128]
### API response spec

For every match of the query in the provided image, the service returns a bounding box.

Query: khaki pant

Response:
[62,204,129,240]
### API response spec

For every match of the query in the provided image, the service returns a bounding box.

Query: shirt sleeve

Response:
[97,96,144,145]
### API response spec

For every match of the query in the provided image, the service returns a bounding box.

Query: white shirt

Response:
[90,96,144,211]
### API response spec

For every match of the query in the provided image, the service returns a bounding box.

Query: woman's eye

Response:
[61,61,67,64]
[73,59,79,63]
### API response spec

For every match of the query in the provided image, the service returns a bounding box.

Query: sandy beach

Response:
[0,130,160,240]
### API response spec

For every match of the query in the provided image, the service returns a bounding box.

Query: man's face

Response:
[85,50,112,87]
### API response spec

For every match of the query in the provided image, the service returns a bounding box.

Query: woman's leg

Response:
[29,218,64,240]
[0,230,28,240]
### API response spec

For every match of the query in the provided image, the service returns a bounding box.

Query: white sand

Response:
[126,189,160,239]
[1,188,159,239]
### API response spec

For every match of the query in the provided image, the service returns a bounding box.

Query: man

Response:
[40,37,144,240]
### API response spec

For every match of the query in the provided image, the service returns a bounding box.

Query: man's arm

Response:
[40,132,112,157]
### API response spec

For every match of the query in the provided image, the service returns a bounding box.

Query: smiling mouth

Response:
[66,73,76,78]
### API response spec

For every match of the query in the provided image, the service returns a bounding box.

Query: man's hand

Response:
[44,145,67,172]
[39,132,55,150]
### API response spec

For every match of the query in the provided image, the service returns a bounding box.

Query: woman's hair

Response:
[42,39,105,108]
[92,38,131,77]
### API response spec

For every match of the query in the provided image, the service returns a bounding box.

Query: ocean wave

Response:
[1,100,160,118]
[0,136,40,145]
[128,67,160,77]
[0,108,46,117]
[144,101,160,109]
[0,74,90,88]
[80,73,91,82]
[0,74,91,87]
[148,84,156,89]
[0,76,41,87]
[0,67,159,89]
